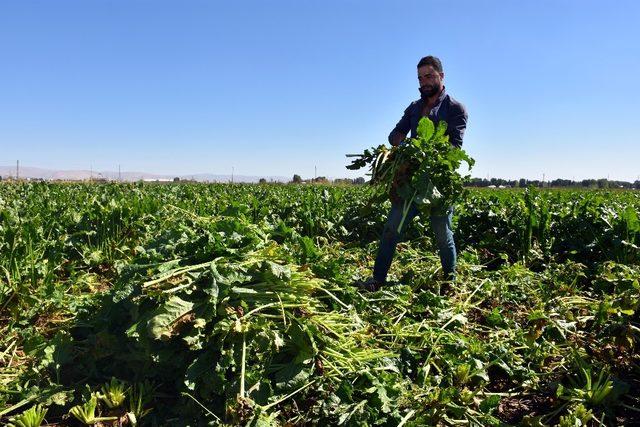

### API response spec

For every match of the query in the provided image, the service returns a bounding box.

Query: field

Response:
[1,182,639,426]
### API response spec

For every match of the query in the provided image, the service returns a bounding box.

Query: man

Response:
[360,55,468,292]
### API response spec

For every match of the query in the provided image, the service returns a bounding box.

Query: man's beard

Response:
[419,84,440,99]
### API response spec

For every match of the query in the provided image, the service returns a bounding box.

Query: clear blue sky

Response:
[1,0,639,181]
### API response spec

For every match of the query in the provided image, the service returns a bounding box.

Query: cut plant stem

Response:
[260,380,316,411]
[397,191,417,234]
[240,332,247,399]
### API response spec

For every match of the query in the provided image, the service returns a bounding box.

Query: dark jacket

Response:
[388,88,467,148]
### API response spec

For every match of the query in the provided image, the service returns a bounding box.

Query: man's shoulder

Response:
[404,99,422,112]
[444,94,467,115]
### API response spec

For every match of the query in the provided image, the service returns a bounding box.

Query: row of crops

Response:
[1,182,639,426]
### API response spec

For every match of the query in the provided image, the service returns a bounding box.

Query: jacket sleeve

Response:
[388,104,413,145]
[447,103,468,148]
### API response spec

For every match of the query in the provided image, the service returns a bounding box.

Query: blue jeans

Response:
[373,203,456,283]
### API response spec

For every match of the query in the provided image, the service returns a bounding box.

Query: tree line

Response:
[467,177,640,189]
[287,174,639,189]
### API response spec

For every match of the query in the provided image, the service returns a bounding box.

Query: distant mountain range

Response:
[0,165,289,183]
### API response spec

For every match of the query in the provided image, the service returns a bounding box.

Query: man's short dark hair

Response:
[417,56,443,73]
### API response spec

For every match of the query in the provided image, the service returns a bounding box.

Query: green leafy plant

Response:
[347,117,474,230]
[99,377,128,409]
[127,381,154,425]
[69,394,117,425]
[558,404,593,427]
[556,367,614,407]
[7,404,47,427]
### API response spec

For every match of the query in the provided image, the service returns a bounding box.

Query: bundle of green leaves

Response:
[347,117,475,230]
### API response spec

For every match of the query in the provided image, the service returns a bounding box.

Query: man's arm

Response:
[388,104,412,146]
[447,103,468,148]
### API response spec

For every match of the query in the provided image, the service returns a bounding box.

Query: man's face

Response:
[417,65,444,98]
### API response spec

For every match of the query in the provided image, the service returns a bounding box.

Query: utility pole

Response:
[118,164,121,182]
[90,163,93,181]
[16,160,19,180]
[231,166,234,184]
[315,166,317,181]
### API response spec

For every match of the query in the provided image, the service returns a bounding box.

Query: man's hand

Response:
[389,131,407,147]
